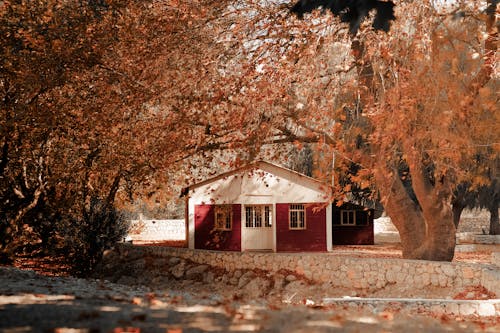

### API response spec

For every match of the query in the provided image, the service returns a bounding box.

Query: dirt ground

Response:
[1,264,499,333]
[132,241,495,264]
[329,244,495,264]
[1,244,498,332]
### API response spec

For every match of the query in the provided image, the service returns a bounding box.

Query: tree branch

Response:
[468,0,498,95]
[0,141,8,176]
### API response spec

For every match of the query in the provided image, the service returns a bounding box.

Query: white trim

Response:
[188,198,195,249]
[185,160,332,196]
[241,205,246,252]
[185,161,337,252]
[340,210,356,225]
[242,204,273,251]
[289,204,306,230]
[214,204,233,230]
[272,203,277,252]
[326,203,333,251]
[244,205,272,228]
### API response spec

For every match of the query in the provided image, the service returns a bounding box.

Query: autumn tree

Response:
[1,0,496,266]
[361,1,498,259]
[0,0,233,268]
[211,0,498,261]
[0,0,116,262]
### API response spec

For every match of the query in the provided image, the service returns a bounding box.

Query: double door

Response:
[242,205,273,250]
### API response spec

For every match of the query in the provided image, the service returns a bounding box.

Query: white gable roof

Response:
[185,160,332,204]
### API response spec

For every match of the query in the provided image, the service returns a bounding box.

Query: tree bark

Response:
[451,183,472,229]
[374,166,426,257]
[0,141,8,176]
[468,0,498,95]
[406,149,456,260]
[411,202,456,261]
[105,172,122,208]
[374,154,456,261]
[353,38,457,261]
[452,204,464,229]
[489,201,500,235]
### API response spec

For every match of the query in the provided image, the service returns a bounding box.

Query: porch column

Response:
[326,203,333,251]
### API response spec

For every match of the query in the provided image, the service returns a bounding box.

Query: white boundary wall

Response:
[128,219,185,242]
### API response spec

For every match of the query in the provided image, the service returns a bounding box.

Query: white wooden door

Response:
[243,205,273,250]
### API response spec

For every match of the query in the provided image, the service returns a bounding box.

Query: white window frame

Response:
[340,210,356,226]
[214,205,232,230]
[245,205,272,228]
[289,204,306,230]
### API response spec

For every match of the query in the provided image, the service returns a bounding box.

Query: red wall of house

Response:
[332,205,374,245]
[275,203,327,252]
[194,204,241,251]
[331,225,374,245]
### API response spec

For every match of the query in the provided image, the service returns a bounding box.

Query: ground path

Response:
[1,249,499,333]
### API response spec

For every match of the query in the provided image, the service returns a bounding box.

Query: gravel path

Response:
[1,266,498,333]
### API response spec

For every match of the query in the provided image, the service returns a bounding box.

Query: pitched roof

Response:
[180,160,332,197]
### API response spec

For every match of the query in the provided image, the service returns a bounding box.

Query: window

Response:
[356,210,369,225]
[341,210,356,225]
[264,206,272,227]
[245,205,272,228]
[289,204,306,230]
[214,205,232,230]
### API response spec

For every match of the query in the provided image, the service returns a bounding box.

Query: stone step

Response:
[323,297,500,317]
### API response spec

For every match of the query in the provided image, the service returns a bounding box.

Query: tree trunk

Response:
[411,204,456,261]
[105,172,122,207]
[406,158,456,261]
[452,204,464,229]
[375,158,456,261]
[375,167,426,257]
[0,141,8,176]
[489,202,500,235]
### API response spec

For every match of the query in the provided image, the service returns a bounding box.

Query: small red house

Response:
[183,161,373,252]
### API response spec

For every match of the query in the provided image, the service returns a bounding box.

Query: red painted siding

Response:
[332,205,374,245]
[332,226,374,245]
[195,204,241,251]
[276,203,327,252]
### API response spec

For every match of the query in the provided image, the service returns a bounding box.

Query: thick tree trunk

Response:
[375,167,426,257]
[411,203,456,261]
[406,157,456,261]
[375,159,456,261]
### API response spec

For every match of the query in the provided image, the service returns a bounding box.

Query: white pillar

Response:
[326,203,333,251]
[188,198,195,249]
[272,203,277,252]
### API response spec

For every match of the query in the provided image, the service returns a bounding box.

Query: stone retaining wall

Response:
[118,244,499,295]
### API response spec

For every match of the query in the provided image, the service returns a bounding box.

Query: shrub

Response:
[62,197,129,277]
